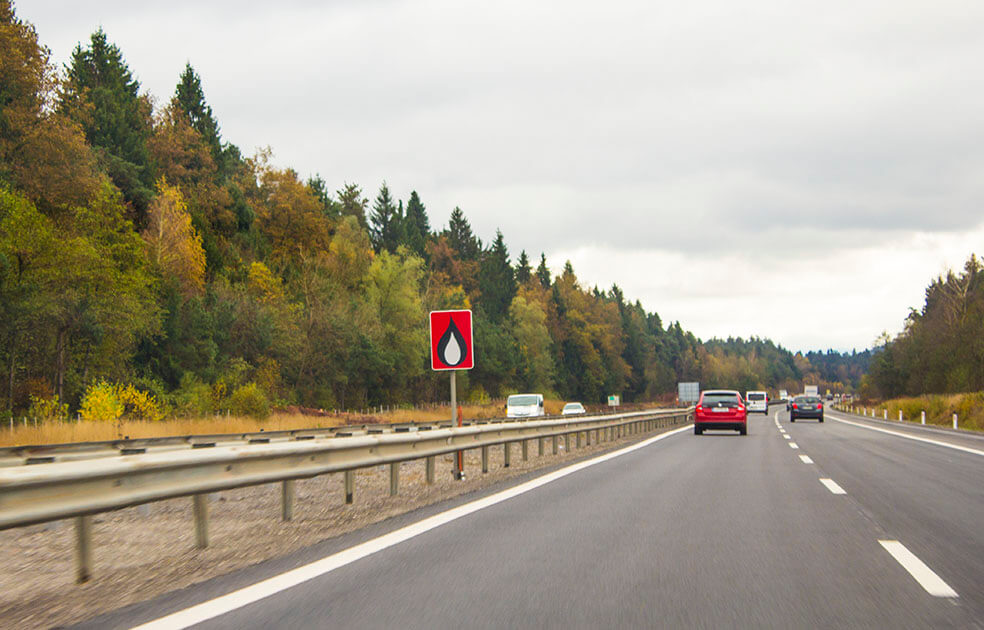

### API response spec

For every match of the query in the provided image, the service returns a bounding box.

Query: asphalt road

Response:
[79,407,984,629]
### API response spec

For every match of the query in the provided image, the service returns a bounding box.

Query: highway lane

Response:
[78,412,981,629]
[783,405,984,619]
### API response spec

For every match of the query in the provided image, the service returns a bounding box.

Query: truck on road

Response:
[804,385,819,397]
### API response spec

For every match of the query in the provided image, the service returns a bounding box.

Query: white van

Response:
[745,391,768,414]
[507,393,544,418]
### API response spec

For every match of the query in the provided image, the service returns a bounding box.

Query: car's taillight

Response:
[792,403,798,409]
[695,405,702,413]
[737,405,745,412]
[818,402,823,409]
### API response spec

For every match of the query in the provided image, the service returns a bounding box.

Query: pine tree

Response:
[445,206,480,260]
[515,250,532,284]
[307,174,339,219]
[402,190,430,258]
[478,230,516,322]
[336,182,368,229]
[175,64,220,151]
[369,181,402,253]
[536,253,551,287]
[61,29,154,220]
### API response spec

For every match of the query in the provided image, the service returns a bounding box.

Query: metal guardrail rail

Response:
[0,407,691,582]
[0,409,642,467]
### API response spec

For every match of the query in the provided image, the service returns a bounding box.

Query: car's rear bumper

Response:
[695,416,747,431]
[791,411,823,419]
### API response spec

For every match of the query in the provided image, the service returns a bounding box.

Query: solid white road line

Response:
[789,442,799,449]
[820,478,846,494]
[879,540,958,598]
[130,424,693,630]
[799,455,814,464]
[829,413,984,458]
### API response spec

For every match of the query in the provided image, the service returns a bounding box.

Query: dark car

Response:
[790,395,823,422]
[694,389,747,435]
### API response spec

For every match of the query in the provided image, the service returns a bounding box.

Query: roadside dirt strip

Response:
[0,425,679,629]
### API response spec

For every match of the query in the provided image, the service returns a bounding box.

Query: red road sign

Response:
[430,310,474,370]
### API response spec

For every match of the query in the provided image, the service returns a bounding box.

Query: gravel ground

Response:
[0,424,679,629]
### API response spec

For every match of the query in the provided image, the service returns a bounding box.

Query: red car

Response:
[694,389,748,435]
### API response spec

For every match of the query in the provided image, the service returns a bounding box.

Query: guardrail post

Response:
[564,433,570,452]
[552,435,559,455]
[921,411,926,425]
[585,429,591,446]
[522,439,529,461]
[426,456,435,484]
[193,494,209,549]
[75,515,93,583]
[344,470,354,504]
[538,437,545,456]
[482,445,489,472]
[504,442,511,467]
[281,480,295,521]
[390,462,399,496]
[576,431,582,449]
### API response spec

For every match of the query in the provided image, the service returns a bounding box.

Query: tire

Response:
[739,425,747,436]
[819,416,824,423]
[694,424,702,435]
[790,417,796,422]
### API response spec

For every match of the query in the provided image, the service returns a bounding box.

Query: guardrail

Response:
[0,408,647,468]
[0,407,691,582]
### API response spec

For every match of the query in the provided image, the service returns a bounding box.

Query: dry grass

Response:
[852,392,984,432]
[0,400,577,447]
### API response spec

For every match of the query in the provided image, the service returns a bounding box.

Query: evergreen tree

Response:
[402,190,430,258]
[61,29,154,220]
[445,206,480,260]
[336,182,368,229]
[515,250,532,284]
[478,230,516,322]
[175,64,220,153]
[369,182,402,253]
[307,174,339,219]
[536,253,551,287]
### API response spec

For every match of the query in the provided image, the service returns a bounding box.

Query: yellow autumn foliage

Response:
[143,177,205,296]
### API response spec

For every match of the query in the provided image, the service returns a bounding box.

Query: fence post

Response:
[921,410,926,425]
[389,462,399,496]
[281,480,294,521]
[193,494,209,549]
[344,470,354,504]
[75,515,93,583]
[426,456,435,484]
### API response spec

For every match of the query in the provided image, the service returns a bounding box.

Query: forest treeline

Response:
[867,255,984,398]
[0,4,866,418]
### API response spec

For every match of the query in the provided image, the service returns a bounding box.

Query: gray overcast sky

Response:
[18,0,984,352]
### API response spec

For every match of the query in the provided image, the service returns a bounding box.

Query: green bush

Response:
[171,373,215,417]
[228,382,270,419]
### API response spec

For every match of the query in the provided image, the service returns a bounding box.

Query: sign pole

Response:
[451,370,462,480]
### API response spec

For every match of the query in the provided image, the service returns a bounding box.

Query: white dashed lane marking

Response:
[799,455,814,464]
[820,478,846,494]
[879,540,958,598]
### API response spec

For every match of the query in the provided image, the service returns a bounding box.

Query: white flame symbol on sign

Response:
[437,318,467,367]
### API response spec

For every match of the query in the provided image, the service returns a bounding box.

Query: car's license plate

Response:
[712,407,729,413]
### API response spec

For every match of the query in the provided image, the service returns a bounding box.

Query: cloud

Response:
[17,0,984,350]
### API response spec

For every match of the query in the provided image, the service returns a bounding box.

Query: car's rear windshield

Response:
[563,403,582,409]
[702,393,739,406]
[747,393,765,400]
[508,395,539,406]
[794,396,821,403]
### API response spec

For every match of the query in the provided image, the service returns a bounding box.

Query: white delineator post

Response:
[899,410,903,422]
[953,413,958,430]
[883,409,888,420]
[921,410,926,425]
